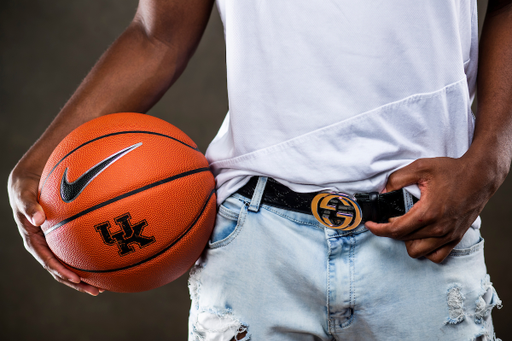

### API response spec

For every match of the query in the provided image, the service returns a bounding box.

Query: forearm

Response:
[468,2,512,186]
[13,28,172,175]
[13,0,214,177]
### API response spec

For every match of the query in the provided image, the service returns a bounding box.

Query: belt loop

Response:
[248,177,268,212]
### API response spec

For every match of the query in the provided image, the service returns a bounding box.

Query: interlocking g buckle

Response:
[311,192,362,230]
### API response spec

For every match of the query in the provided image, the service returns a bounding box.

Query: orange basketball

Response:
[38,113,216,293]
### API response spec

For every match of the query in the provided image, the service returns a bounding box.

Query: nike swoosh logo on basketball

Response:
[60,142,142,203]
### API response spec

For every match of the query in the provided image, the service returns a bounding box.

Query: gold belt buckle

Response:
[311,192,362,230]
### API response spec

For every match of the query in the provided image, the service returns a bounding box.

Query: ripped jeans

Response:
[188,177,502,341]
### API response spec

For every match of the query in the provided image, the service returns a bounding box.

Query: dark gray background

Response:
[1,1,510,340]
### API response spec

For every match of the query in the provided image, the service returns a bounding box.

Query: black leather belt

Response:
[236,177,418,230]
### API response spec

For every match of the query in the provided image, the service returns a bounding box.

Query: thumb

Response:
[28,204,46,226]
[386,160,426,192]
[18,190,46,227]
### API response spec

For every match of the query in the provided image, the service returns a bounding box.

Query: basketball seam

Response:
[44,167,211,235]
[61,188,215,273]
[39,130,200,199]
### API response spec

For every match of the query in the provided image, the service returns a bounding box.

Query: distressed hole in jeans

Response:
[474,274,503,325]
[446,284,465,325]
[193,310,250,341]
[188,265,203,309]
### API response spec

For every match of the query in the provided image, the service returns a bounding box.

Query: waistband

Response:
[236,177,418,228]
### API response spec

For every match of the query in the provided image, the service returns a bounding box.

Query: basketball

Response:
[38,113,216,293]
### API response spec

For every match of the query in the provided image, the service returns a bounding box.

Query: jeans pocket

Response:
[449,228,484,257]
[208,197,247,249]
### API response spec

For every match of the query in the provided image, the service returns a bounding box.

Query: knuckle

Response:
[429,251,447,264]
[20,203,38,219]
[387,172,398,184]
[389,229,403,239]
[420,211,437,225]
[22,237,34,252]
[53,274,65,283]
[15,211,27,224]
[21,232,41,251]
[75,287,87,294]
[405,241,422,258]
[17,219,34,233]
[41,264,54,274]
[41,257,58,274]
[370,226,387,237]
[430,225,446,237]
[387,225,405,239]
[413,158,429,172]
[46,268,65,283]
[23,241,31,252]
[407,247,422,258]
[19,188,37,204]
[42,263,53,273]
[14,209,32,227]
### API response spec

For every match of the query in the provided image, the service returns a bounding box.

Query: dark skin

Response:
[366,0,512,263]
[7,0,512,297]
[8,0,216,295]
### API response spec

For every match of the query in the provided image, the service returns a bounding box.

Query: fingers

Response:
[10,177,45,224]
[367,216,462,264]
[28,206,46,227]
[21,225,102,295]
[38,245,81,284]
[368,157,481,264]
[9,172,102,296]
[42,251,103,296]
[404,239,460,263]
[369,216,451,242]
[30,237,103,295]
[425,242,458,263]
[385,159,429,193]
[365,204,461,264]
[19,198,46,227]
[367,222,458,263]
[14,188,79,283]
[365,202,433,240]
[54,276,103,296]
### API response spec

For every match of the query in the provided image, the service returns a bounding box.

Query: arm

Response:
[366,0,512,263]
[7,0,215,295]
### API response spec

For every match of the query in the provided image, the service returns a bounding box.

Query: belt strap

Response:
[248,177,267,212]
[237,177,418,224]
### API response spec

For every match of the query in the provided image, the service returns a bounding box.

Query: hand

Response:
[365,156,497,263]
[8,168,103,295]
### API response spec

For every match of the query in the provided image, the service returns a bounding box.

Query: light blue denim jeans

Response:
[188,177,502,341]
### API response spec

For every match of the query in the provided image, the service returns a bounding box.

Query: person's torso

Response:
[206,0,479,208]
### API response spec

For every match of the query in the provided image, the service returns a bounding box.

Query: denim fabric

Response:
[188,178,501,341]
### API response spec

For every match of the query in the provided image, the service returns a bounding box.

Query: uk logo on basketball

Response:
[95,212,156,256]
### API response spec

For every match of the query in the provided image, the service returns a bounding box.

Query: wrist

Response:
[11,146,50,185]
[462,137,511,191]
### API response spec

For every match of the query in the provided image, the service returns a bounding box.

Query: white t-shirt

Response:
[206,0,479,227]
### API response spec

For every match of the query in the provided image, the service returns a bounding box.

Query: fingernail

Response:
[31,211,44,225]
[85,288,98,296]
[68,277,81,284]
[99,289,105,293]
